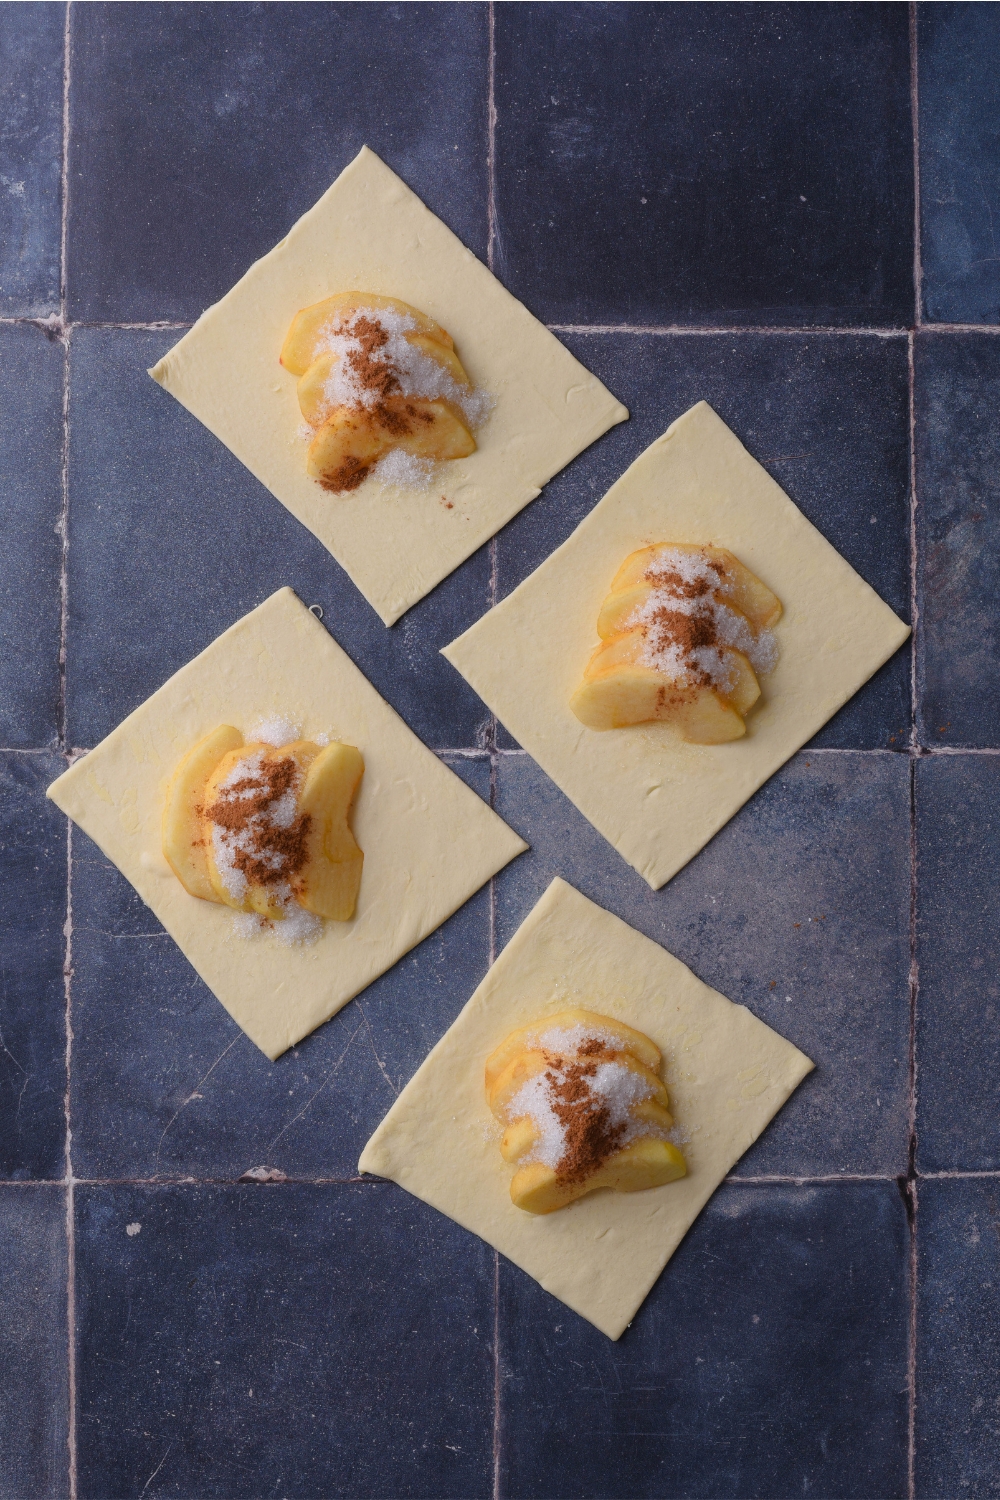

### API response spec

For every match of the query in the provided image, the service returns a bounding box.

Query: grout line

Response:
[4,1169,1000,1188]
[910,1,923,331]
[486,0,498,278]
[60,12,78,1497]
[547,323,910,338]
[2,312,997,336]
[906,29,921,1465]
[486,19,502,1491]
[918,321,1000,334]
[908,329,920,754]
[492,1249,501,1500]
[725,1173,900,1185]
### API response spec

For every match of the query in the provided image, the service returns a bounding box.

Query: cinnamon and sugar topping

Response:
[503,1023,672,1184]
[624,547,778,693]
[205,749,311,905]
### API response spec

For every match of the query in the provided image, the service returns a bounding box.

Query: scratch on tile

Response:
[138,1443,173,1500]
[153,1034,244,1175]
[264,1023,364,1155]
[358,1002,397,1096]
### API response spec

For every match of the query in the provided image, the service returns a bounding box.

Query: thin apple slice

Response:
[500,1116,539,1163]
[295,743,365,922]
[510,1138,687,1214]
[162,725,244,903]
[609,544,781,631]
[484,1007,662,1092]
[296,352,337,426]
[307,397,475,492]
[280,293,454,375]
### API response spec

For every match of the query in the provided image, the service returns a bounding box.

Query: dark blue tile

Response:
[495,332,912,752]
[915,755,1000,1172]
[915,332,1000,747]
[70,756,491,1182]
[499,1181,908,1500]
[67,2,488,323]
[916,1178,1000,1499]
[0,753,67,1181]
[0,1186,69,1500]
[918,4,1000,324]
[494,3,914,328]
[66,329,490,750]
[0,322,64,749]
[0,3,63,317]
[75,1182,493,1500]
[494,751,910,1177]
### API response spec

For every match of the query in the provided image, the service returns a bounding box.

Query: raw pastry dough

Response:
[443,402,911,889]
[360,878,813,1340]
[46,589,527,1060]
[148,147,628,625]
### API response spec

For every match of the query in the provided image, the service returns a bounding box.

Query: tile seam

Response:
[487,10,502,1496]
[59,7,78,1498]
[39,744,1000,759]
[9,1172,962,1188]
[907,14,921,1482]
[910,0,923,333]
[547,323,909,337]
[5,316,1000,335]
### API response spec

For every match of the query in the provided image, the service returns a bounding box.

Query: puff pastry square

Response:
[148,146,628,625]
[360,878,813,1339]
[46,588,527,1061]
[444,401,911,889]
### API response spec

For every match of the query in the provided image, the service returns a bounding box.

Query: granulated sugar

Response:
[248,716,301,748]
[373,448,436,491]
[624,546,779,690]
[504,1034,671,1183]
[314,306,493,432]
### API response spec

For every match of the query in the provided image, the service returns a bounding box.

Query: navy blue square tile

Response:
[499,1181,908,1500]
[66,329,490,751]
[0,323,64,749]
[0,1186,68,1500]
[918,4,1000,324]
[75,1182,493,1499]
[0,3,63,317]
[67,2,488,323]
[0,753,67,1180]
[494,750,911,1177]
[495,332,912,751]
[494,3,914,328]
[916,1177,1000,1499]
[70,756,491,1182]
[915,332,1000,747]
[915,754,1000,1172]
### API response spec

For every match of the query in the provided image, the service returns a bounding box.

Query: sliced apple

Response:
[201,741,319,919]
[572,629,759,739]
[294,742,365,922]
[610,544,781,631]
[162,725,244,903]
[307,397,475,492]
[510,1138,687,1214]
[485,1007,662,1092]
[280,293,454,375]
[296,339,472,429]
[500,1116,539,1163]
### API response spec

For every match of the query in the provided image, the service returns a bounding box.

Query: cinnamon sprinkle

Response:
[205,751,312,895]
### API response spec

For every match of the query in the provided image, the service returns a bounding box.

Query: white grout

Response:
[548,323,910,338]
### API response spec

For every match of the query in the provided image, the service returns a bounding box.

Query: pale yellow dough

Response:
[148,147,628,625]
[46,589,527,1060]
[360,878,813,1340]
[443,402,911,889]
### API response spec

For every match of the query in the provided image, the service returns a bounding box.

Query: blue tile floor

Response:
[3,4,1000,1496]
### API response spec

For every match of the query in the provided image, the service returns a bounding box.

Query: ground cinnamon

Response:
[205,753,312,891]
[541,1040,630,1184]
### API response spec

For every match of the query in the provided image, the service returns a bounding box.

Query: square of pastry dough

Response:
[148,146,627,626]
[360,877,813,1340]
[443,400,911,890]
[46,588,526,1061]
